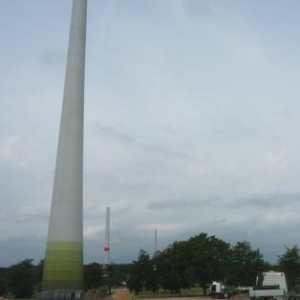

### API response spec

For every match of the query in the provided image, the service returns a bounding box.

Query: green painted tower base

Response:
[42,242,83,290]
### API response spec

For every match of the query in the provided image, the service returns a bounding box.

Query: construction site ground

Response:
[110,289,249,300]
[0,289,249,300]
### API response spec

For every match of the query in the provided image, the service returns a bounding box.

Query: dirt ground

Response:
[111,289,134,300]
[0,290,249,300]
[120,290,249,300]
[141,296,249,300]
[230,293,249,300]
[141,298,212,300]
[112,289,249,300]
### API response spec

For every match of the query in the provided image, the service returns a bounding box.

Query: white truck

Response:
[210,281,229,299]
[249,271,288,300]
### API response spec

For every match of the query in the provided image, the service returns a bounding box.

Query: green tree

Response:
[0,268,7,296]
[227,241,265,286]
[110,263,133,287]
[84,262,103,289]
[127,249,157,294]
[7,259,37,298]
[155,233,230,294]
[186,233,231,294]
[35,259,44,292]
[278,245,300,291]
[156,245,190,293]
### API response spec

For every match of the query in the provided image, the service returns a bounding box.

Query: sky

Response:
[1,0,300,267]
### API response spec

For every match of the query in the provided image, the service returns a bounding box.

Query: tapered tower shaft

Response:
[103,207,110,270]
[42,0,87,291]
[154,229,157,257]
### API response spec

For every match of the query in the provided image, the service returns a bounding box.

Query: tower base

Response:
[38,290,84,300]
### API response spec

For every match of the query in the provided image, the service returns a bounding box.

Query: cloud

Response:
[92,123,193,161]
[182,0,213,18]
[138,141,193,160]
[94,124,135,144]
[235,192,300,209]
[263,210,300,227]
[0,136,28,168]
[148,196,202,210]
[0,236,46,265]
[40,50,65,66]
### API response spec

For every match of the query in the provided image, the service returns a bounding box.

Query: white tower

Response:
[103,207,110,275]
[42,0,87,294]
[154,228,158,257]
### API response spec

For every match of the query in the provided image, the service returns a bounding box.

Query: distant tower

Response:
[41,0,87,297]
[154,228,158,257]
[103,207,110,276]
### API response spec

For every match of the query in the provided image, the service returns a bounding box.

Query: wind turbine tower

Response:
[103,207,110,275]
[154,228,158,257]
[40,0,87,299]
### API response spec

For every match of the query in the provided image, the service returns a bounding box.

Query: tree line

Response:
[0,260,131,299]
[1,232,300,298]
[127,233,300,295]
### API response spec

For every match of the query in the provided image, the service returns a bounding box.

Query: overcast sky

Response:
[1,0,300,267]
